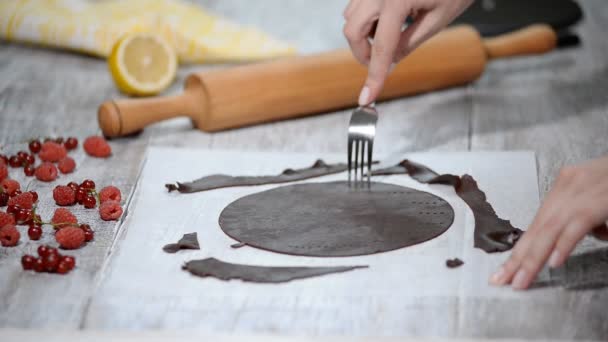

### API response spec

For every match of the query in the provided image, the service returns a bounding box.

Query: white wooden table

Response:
[1,0,607,340]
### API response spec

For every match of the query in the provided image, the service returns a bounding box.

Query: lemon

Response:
[108,33,177,96]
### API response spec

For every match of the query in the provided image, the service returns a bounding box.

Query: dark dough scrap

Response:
[163,232,200,253]
[230,242,247,249]
[380,160,523,253]
[165,159,347,193]
[219,181,455,257]
[182,258,367,283]
[446,258,464,268]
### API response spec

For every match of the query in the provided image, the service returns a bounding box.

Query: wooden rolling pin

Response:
[98,24,557,137]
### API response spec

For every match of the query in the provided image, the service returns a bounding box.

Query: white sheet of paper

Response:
[86,148,542,335]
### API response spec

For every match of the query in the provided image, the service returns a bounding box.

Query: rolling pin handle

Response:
[98,92,200,138]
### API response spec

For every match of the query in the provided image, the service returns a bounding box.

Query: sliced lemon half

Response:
[108,33,177,96]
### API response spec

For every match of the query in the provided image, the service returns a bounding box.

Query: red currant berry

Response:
[15,208,31,223]
[75,188,87,203]
[24,165,35,177]
[37,245,49,258]
[57,261,70,274]
[0,192,8,206]
[79,223,91,230]
[67,182,80,192]
[17,151,28,160]
[0,154,7,164]
[64,137,78,150]
[43,254,60,272]
[34,258,45,272]
[54,137,64,144]
[28,191,38,203]
[21,255,36,270]
[29,140,42,154]
[83,195,96,209]
[46,246,59,258]
[28,225,42,240]
[24,154,35,166]
[61,255,76,270]
[83,227,94,242]
[9,155,22,167]
[81,179,96,190]
[7,204,19,215]
[11,189,22,197]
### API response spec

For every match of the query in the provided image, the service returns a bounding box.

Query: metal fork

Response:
[347,105,378,186]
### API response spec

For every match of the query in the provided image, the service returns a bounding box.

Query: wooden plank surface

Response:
[0,328,553,342]
[0,0,606,339]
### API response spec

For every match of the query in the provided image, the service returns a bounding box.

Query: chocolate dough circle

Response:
[219,181,454,257]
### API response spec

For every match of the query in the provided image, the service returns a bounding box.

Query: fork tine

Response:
[367,140,373,184]
[347,137,353,183]
[354,140,360,184]
[360,140,365,183]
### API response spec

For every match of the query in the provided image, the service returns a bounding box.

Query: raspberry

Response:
[0,211,16,227]
[55,226,85,249]
[51,208,78,229]
[7,192,34,209]
[39,141,67,162]
[53,185,76,206]
[35,162,58,182]
[57,157,76,174]
[99,200,122,221]
[1,179,21,195]
[0,225,20,247]
[0,163,7,182]
[83,136,112,158]
[99,186,121,203]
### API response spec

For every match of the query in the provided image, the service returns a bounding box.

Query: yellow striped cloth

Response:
[0,0,296,63]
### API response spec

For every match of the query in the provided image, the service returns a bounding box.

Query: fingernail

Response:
[489,267,505,285]
[512,269,528,290]
[358,86,370,106]
[548,250,561,268]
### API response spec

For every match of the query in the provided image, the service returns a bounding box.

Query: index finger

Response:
[362,6,409,105]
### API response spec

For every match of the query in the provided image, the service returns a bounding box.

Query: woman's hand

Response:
[343,0,473,106]
[490,156,608,290]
